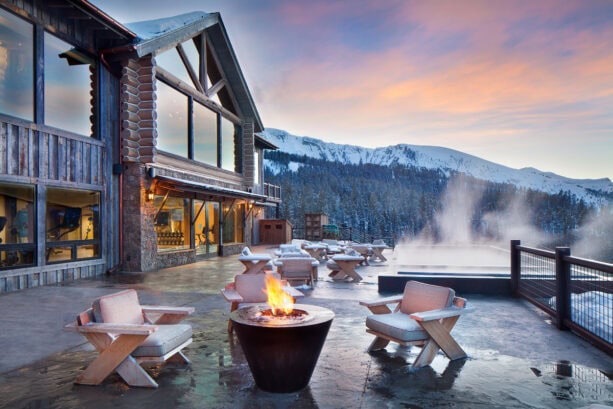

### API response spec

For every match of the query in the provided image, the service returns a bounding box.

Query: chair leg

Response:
[76,333,149,386]
[412,316,466,368]
[165,350,191,365]
[368,336,390,352]
[115,356,158,388]
[420,317,466,360]
[412,339,440,368]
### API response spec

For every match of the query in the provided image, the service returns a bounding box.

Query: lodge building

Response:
[0,0,281,292]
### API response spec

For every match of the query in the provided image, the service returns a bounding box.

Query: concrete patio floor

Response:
[0,247,611,409]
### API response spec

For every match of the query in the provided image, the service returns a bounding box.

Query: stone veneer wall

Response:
[242,120,254,187]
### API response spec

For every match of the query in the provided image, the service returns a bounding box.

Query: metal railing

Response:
[291,226,395,248]
[263,183,281,201]
[511,240,613,355]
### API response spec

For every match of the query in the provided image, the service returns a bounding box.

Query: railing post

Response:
[510,240,521,297]
[555,247,571,330]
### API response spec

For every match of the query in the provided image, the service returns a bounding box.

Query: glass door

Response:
[194,200,219,256]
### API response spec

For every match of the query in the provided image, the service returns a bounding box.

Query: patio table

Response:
[349,244,373,265]
[238,254,272,274]
[303,243,328,261]
[370,244,390,262]
[326,255,364,282]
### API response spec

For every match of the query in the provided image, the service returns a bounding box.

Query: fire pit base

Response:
[230,304,334,393]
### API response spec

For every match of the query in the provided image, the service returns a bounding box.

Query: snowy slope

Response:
[261,128,612,206]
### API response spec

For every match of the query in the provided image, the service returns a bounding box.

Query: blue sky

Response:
[91,0,613,180]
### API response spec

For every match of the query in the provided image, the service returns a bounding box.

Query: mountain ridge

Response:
[261,128,612,206]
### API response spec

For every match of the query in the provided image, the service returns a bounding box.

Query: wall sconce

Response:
[146,190,154,201]
[248,200,254,209]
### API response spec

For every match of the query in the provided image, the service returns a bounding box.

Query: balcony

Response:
[262,182,282,203]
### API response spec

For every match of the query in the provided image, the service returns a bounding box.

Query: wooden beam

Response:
[156,67,241,124]
[176,43,205,93]
[207,79,226,98]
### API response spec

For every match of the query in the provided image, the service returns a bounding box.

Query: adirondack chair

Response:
[221,272,304,332]
[64,289,194,388]
[360,280,473,368]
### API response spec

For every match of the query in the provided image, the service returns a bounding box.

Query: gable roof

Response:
[119,12,264,133]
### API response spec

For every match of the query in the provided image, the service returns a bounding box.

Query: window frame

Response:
[0,6,99,139]
[153,33,242,173]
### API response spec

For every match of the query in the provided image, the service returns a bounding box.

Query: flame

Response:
[264,274,294,315]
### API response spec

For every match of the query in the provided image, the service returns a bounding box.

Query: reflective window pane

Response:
[222,202,244,244]
[46,187,99,242]
[0,8,34,121]
[157,80,188,157]
[193,102,217,165]
[156,47,193,87]
[154,196,189,252]
[46,187,100,263]
[182,38,200,83]
[193,199,219,256]
[221,117,238,172]
[0,182,35,269]
[44,32,92,136]
[0,182,34,244]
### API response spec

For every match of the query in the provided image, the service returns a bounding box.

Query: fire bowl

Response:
[230,304,334,393]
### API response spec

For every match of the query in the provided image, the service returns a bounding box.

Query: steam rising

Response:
[415,174,548,247]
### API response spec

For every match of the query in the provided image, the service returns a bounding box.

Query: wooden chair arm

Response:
[284,286,305,298]
[359,295,402,308]
[140,306,195,316]
[221,289,244,303]
[65,322,157,335]
[410,305,475,322]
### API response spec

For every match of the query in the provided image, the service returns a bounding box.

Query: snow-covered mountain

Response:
[261,128,612,206]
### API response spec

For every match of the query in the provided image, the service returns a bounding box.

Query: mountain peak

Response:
[261,128,612,206]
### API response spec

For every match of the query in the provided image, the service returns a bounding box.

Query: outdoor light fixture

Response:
[146,190,154,201]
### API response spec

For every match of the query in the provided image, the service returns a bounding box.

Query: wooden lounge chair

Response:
[360,280,473,368]
[274,256,319,286]
[64,289,194,388]
[221,272,304,332]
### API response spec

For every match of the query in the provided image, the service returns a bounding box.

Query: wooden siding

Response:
[0,259,107,293]
[0,115,105,187]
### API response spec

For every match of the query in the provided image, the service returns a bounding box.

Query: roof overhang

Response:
[255,133,278,150]
[152,174,266,202]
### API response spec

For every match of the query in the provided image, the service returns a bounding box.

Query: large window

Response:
[155,35,242,173]
[46,187,100,263]
[153,196,190,252]
[0,9,96,137]
[44,33,92,135]
[156,80,188,157]
[193,199,219,255]
[0,182,35,269]
[0,8,34,121]
[222,202,244,244]
[193,102,217,166]
[221,116,238,172]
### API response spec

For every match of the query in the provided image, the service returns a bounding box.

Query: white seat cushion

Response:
[132,324,192,357]
[366,312,427,342]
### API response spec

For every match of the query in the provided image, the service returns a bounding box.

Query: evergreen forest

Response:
[264,151,613,262]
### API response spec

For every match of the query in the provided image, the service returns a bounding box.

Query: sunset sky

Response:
[91,0,613,180]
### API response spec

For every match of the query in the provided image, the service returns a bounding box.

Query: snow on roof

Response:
[125,11,211,42]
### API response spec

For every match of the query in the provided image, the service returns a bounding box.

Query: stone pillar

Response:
[119,56,158,272]
[242,119,255,188]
